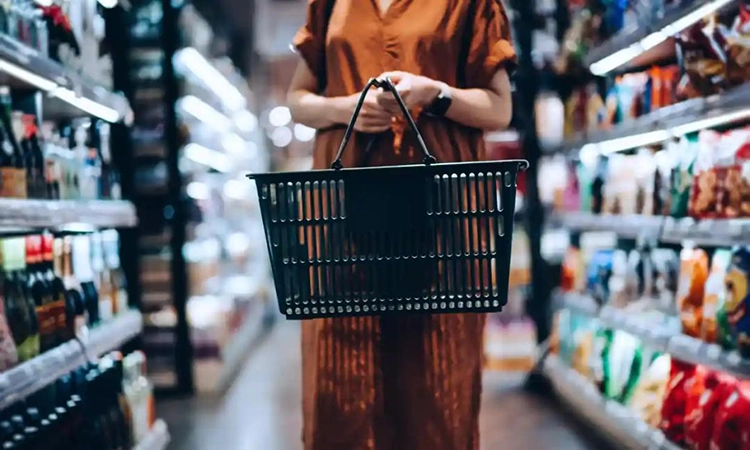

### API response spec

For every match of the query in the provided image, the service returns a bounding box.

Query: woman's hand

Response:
[342,89,393,133]
[375,71,442,114]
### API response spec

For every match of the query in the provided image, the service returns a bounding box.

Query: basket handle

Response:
[330,77,437,170]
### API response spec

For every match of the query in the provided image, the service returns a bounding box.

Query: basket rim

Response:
[245,158,529,180]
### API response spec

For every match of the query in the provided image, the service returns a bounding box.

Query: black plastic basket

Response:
[248,78,528,320]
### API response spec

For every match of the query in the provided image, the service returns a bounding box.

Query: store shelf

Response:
[0,311,144,410]
[0,199,137,230]
[557,292,750,379]
[551,212,750,247]
[661,217,750,246]
[542,353,680,450]
[584,0,738,75]
[546,83,750,155]
[133,419,171,450]
[81,310,144,360]
[0,35,132,123]
[551,212,664,239]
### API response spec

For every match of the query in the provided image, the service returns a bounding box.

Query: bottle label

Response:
[99,295,113,322]
[51,297,66,341]
[36,302,56,348]
[0,167,13,197]
[14,169,26,198]
[16,335,37,362]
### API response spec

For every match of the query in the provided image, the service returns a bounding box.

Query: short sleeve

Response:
[291,0,328,85]
[464,0,517,88]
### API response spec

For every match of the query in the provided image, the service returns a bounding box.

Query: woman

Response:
[287,1,516,449]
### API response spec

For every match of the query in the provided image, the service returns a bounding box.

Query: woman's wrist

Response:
[327,96,356,125]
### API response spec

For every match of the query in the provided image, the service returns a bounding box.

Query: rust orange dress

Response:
[292,1,517,449]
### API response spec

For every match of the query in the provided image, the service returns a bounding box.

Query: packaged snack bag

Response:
[685,370,737,450]
[670,135,699,218]
[652,248,681,314]
[710,381,750,450]
[675,19,727,100]
[724,3,750,86]
[654,148,675,215]
[677,247,710,338]
[587,250,614,304]
[719,127,750,218]
[660,359,697,445]
[689,130,721,219]
[630,353,671,428]
[702,249,733,343]
[590,328,613,394]
[724,246,750,357]
[572,328,594,378]
[603,331,643,404]
[635,149,657,215]
[577,159,595,213]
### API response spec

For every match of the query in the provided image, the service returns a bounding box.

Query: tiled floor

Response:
[159,323,605,450]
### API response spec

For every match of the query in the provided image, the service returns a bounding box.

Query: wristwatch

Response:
[426,83,452,117]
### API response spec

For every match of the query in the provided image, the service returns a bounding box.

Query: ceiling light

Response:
[271,126,293,148]
[184,143,232,172]
[97,0,118,7]
[293,123,316,142]
[174,47,246,111]
[186,181,210,200]
[178,95,232,131]
[268,106,291,127]
[234,110,258,133]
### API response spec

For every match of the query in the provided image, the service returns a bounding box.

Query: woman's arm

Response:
[287,61,393,133]
[376,69,512,131]
[443,70,512,131]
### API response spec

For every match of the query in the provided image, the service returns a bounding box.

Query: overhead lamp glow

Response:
[222,133,247,155]
[223,179,248,200]
[174,47,246,111]
[97,0,118,7]
[53,87,121,123]
[268,106,292,127]
[184,143,232,172]
[0,60,57,91]
[186,181,210,200]
[293,123,316,142]
[589,0,734,75]
[234,110,258,133]
[178,95,232,131]
[271,126,293,148]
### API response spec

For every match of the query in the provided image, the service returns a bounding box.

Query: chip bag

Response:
[677,248,710,338]
[685,370,737,450]
[710,381,750,450]
[660,359,697,445]
[725,246,750,357]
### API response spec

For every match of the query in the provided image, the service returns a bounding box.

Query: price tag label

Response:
[669,335,703,358]
[726,352,742,368]
[706,344,722,361]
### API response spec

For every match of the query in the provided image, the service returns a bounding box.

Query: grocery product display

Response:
[0,0,174,448]
[0,350,159,450]
[532,0,750,448]
[127,2,270,394]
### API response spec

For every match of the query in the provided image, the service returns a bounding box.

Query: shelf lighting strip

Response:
[579,107,750,156]
[0,58,124,123]
[589,0,736,75]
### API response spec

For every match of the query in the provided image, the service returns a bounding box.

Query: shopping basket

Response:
[248,77,528,320]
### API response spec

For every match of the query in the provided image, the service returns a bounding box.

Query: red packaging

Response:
[711,381,750,450]
[660,360,697,445]
[685,370,737,450]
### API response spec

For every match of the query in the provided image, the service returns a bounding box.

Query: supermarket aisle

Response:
[160,323,602,450]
